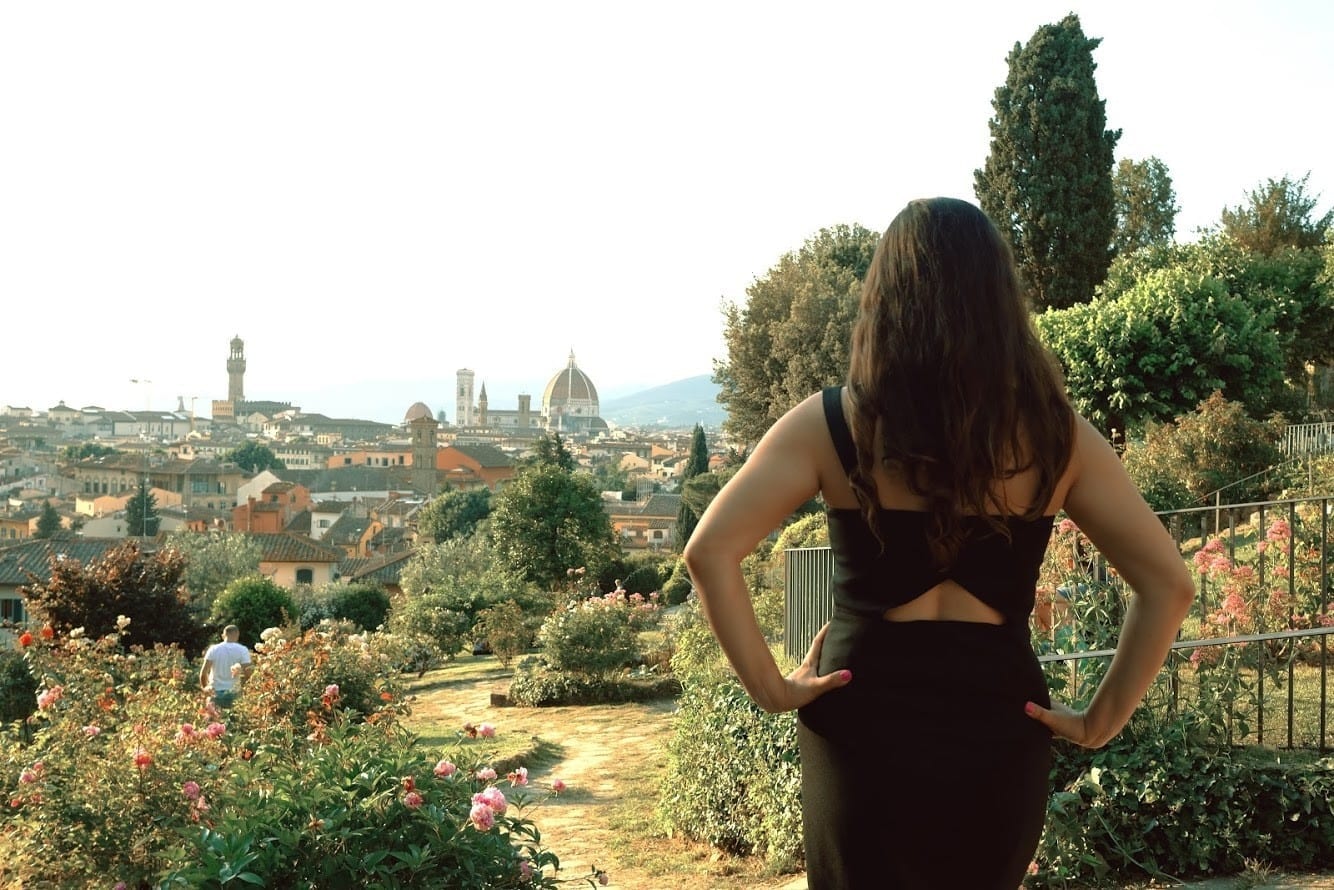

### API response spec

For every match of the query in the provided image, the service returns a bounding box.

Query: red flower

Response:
[39,626,54,640]
[17,632,33,648]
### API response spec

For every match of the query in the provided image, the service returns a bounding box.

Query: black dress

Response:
[796,387,1054,889]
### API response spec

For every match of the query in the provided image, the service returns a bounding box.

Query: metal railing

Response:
[784,495,1333,751]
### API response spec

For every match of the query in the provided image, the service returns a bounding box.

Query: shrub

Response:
[0,648,37,725]
[537,593,647,679]
[1,624,577,889]
[389,593,473,664]
[474,600,534,668]
[209,576,296,646]
[328,581,392,631]
[620,563,661,596]
[661,557,694,605]
[507,657,680,707]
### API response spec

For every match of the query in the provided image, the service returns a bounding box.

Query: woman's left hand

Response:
[773,623,852,712]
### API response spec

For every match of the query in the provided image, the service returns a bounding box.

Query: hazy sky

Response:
[2,1,1330,424]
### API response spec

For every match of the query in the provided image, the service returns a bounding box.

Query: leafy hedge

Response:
[507,658,680,707]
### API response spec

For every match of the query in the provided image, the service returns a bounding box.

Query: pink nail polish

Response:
[1024,702,1037,716]
[838,670,852,682]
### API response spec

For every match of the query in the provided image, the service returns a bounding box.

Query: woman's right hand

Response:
[773,623,853,713]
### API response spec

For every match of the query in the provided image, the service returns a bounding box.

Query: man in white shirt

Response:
[200,625,252,708]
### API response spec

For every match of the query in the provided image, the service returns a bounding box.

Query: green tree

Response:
[60,443,117,462]
[21,541,206,652]
[416,488,492,543]
[1036,266,1285,434]
[326,581,392,631]
[518,432,576,472]
[34,501,61,539]
[1112,156,1178,256]
[675,424,710,550]
[715,224,879,445]
[1221,173,1332,255]
[125,484,160,537]
[224,441,286,473]
[1122,392,1287,509]
[488,463,618,591]
[209,576,295,646]
[162,531,263,619]
[974,14,1120,310]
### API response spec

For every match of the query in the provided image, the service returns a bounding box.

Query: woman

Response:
[683,197,1194,889]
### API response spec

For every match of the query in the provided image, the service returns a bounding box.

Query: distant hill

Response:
[600,375,726,429]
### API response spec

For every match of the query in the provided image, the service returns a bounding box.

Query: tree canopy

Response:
[487,462,617,591]
[224,441,286,474]
[163,531,262,618]
[715,223,879,445]
[34,501,61,539]
[1112,156,1178,257]
[416,488,492,543]
[126,485,160,537]
[974,14,1120,310]
[22,541,206,652]
[1220,173,1332,255]
[675,424,710,550]
[1036,265,1284,434]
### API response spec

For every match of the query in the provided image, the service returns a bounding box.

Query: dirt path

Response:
[405,673,798,889]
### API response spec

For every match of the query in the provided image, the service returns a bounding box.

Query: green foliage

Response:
[473,600,533,668]
[209,576,296,646]
[33,500,61,539]
[715,224,880,445]
[487,462,618,592]
[974,13,1119,310]
[223,440,286,473]
[518,432,576,472]
[1112,156,1178,257]
[0,649,37,725]
[126,483,160,536]
[620,563,661,596]
[536,593,651,679]
[60,442,117,461]
[21,540,207,653]
[661,557,694,606]
[164,531,263,620]
[388,593,473,664]
[675,423,710,549]
[1121,393,1287,509]
[417,488,492,543]
[326,581,392,631]
[1036,266,1285,434]
[507,657,680,707]
[1220,172,1332,255]
[656,680,802,872]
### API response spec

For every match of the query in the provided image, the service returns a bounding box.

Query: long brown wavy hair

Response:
[846,197,1074,565]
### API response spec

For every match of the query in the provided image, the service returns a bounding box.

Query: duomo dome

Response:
[541,352,606,432]
[403,401,434,423]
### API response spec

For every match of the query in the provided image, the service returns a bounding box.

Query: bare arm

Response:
[1026,417,1195,746]
[199,657,213,691]
[683,394,850,712]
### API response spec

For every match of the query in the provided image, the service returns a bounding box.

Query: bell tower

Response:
[227,335,246,404]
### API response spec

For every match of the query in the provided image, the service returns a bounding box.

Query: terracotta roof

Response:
[262,481,297,494]
[284,509,312,534]
[450,444,514,468]
[0,537,125,586]
[248,532,342,564]
[605,492,681,518]
[325,514,371,546]
[343,549,415,585]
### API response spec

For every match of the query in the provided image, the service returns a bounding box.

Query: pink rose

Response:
[469,802,495,830]
[519,859,534,882]
[478,723,495,738]
[133,749,152,769]
[476,767,497,781]
[551,778,566,793]
[83,725,101,737]
[182,781,201,800]
[403,790,424,809]
[205,722,226,739]
[433,759,457,778]
[507,766,528,787]
[324,684,340,701]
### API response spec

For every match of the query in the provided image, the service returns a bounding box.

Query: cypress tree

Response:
[974,14,1120,310]
[675,424,709,550]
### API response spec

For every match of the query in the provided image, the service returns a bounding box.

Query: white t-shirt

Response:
[204,640,252,691]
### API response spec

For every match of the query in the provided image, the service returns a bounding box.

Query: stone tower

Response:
[227,335,246,404]
[405,402,439,497]
[477,382,488,428]
[456,369,475,428]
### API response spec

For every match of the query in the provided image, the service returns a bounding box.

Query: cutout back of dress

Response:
[821,386,1053,628]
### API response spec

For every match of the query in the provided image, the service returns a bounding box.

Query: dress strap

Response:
[821,386,858,475]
